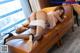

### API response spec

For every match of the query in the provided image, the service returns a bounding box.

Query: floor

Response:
[48,24,80,53]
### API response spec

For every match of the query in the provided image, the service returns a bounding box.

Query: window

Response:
[0,0,31,36]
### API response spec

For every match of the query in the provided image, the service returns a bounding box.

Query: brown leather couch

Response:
[6,4,74,53]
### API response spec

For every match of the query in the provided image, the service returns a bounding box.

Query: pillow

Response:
[42,7,57,13]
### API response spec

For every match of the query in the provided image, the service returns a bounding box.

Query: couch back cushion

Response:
[42,7,57,13]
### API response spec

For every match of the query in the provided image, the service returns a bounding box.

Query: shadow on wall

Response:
[47,0,65,6]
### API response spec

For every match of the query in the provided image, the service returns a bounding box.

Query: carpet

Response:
[66,38,80,53]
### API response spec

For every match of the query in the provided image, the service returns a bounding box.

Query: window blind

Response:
[0,0,31,35]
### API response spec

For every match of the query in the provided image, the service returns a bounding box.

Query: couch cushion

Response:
[42,7,57,13]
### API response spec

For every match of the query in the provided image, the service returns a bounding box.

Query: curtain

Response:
[29,0,41,12]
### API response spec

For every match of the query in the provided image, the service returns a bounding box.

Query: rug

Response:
[66,38,80,53]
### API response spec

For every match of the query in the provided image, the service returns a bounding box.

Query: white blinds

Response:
[0,0,31,35]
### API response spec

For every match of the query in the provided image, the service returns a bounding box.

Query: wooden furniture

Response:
[6,5,74,53]
[72,4,80,26]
